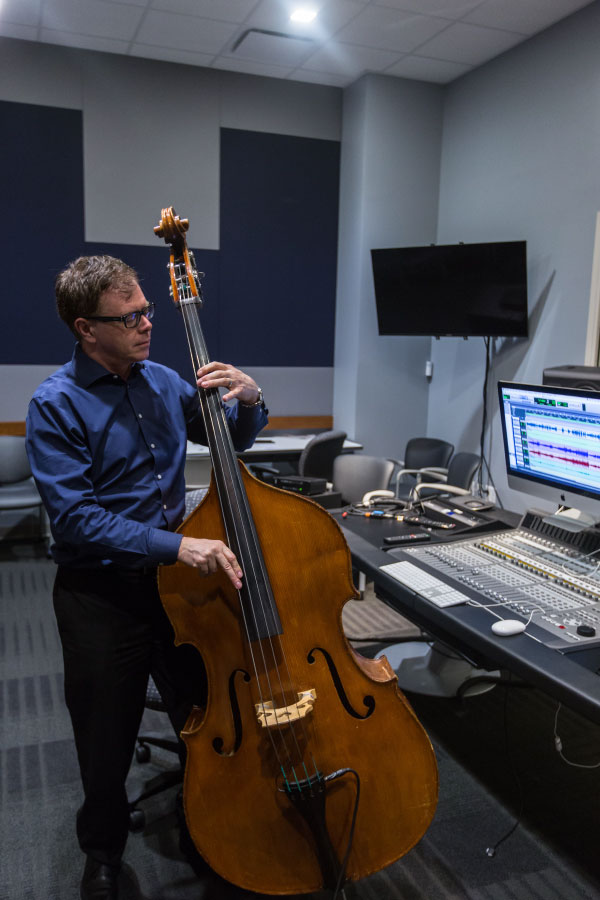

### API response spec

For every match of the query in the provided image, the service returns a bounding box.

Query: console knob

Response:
[576,624,596,637]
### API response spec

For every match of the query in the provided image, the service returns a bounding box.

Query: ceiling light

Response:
[290,8,318,25]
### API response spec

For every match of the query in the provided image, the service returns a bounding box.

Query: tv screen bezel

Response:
[371,239,528,339]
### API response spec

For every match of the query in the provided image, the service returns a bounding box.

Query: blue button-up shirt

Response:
[26,344,267,568]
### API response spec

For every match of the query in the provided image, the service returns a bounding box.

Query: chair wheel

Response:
[129,808,146,832]
[135,744,151,763]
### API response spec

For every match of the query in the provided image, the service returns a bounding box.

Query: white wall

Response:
[334,74,443,457]
[429,2,600,512]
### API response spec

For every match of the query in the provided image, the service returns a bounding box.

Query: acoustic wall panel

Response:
[0,100,85,365]
[218,128,340,367]
[0,102,340,382]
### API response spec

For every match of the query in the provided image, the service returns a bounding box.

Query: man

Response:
[26,255,268,899]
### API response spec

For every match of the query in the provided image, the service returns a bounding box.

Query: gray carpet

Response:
[2,544,600,899]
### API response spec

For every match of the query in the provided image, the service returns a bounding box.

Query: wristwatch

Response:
[241,387,266,409]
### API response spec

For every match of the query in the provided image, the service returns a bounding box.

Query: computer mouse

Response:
[491,619,526,636]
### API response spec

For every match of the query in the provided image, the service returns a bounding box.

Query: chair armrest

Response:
[412,483,470,499]
[415,467,449,481]
[361,489,395,505]
[394,465,449,497]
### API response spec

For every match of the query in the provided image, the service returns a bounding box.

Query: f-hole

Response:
[212,668,251,756]
[308,647,374,719]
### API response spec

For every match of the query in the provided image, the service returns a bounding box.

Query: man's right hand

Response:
[177,536,243,589]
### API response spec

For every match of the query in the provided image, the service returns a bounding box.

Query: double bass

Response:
[154,207,438,897]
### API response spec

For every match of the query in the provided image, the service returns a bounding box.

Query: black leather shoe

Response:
[80,856,119,900]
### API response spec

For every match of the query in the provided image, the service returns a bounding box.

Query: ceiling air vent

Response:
[231,29,314,66]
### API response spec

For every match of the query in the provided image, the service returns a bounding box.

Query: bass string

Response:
[182,297,309,778]
[178,286,320,784]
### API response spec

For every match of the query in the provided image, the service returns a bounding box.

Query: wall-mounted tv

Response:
[371,240,528,338]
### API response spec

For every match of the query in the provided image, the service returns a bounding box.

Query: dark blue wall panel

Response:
[0,101,85,364]
[0,104,340,375]
[219,128,340,367]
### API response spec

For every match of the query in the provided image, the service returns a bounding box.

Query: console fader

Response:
[400,518,600,648]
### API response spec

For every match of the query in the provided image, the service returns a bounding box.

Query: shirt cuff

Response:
[148,528,183,565]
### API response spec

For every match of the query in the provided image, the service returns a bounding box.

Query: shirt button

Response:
[150,443,156,449]
[113,375,118,380]
[138,413,143,419]
[163,504,167,510]
[157,474,162,480]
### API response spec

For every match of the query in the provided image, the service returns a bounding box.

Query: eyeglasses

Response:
[85,303,155,329]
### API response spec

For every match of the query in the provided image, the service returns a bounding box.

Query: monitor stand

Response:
[540,506,600,533]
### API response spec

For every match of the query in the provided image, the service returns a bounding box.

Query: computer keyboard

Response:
[379,560,470,607]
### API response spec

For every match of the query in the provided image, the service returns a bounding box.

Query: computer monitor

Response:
[497,380,600,528]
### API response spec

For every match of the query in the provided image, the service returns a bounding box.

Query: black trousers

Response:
[53,565,207,867]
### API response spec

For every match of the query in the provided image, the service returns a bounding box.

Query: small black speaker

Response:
[542,364,600,391]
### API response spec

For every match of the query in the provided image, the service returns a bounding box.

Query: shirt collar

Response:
[72,343,145,387]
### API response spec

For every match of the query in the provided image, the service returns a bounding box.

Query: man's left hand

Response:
[197,361,260,405]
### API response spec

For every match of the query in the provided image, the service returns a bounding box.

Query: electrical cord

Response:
[553,704,600,769]
[466,597,544,628]
[478,336,491,496]
[474,336,506,509]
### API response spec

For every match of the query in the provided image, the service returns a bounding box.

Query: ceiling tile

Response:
[130,42,216,67]
[375,0,484,19]
[290,67,349,87]
[1,0,594,88]
[229,29,315,66]
[135,9,238,53]
[337,5,451,53]
[386,53,471,82]
[246,0,367,35]
[211,55,293,78]
[416,20,524,64]
[464,0,593,35]
[41,0,144,39]
[302,41,400,78]
[150,0,259,24]
[40,27,131,52]
[0,0,41,28]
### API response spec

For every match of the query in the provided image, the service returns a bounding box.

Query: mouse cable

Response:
[466,597,544,629]
[553,703,600,769]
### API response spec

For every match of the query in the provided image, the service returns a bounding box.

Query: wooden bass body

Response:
[159,464,438,895]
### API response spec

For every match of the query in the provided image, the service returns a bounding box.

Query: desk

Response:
[185,435,362,486]
[337,511,600,726]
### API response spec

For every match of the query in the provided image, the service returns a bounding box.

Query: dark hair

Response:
[55,255,139,337]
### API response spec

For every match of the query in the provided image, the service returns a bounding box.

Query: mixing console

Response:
[398,523,600,648]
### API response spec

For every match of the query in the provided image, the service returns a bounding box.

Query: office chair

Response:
[411,451,481,502]
[332,454,395,505]
[394,437,454,501]
[0,435,47,545]
[297,429,347,480]
[250,429,347,485]
[332,454,396,596]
